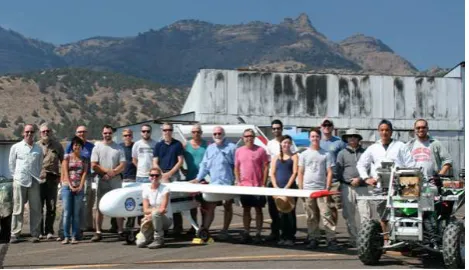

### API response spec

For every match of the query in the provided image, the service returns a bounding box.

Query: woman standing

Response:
[61,136,87,244]
[270,135,298,246]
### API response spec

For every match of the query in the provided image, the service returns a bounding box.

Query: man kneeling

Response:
[138,167,172,249]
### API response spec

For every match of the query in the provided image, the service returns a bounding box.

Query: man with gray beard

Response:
[37,123,64,240]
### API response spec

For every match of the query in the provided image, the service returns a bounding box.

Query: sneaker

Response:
[62,238,70,244]
[30,237,40,243]
[56,237,62,242]
[46,233,54,240]
[284,239,294,246]
[265,234,279,242]
[38,234,45,239]
[277,239,285,246]
[307,239,319,249]
[327,240,340,251]
[9,235,20,244]
[148,238,164,249]
[71,238,78,244]
[240,231,252,244]
[91,233,102,242]
[253,233,263,244]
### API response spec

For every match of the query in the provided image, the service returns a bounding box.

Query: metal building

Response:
[181,68,465,174]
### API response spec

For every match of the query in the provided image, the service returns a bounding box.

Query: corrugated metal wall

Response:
[181,69,464,174]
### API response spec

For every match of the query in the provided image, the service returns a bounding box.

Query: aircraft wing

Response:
[166,182,325,198]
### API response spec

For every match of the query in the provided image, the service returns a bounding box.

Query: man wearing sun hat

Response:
[336,128,370,247]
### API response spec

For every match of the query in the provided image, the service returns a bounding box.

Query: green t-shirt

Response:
[184,140,208,180]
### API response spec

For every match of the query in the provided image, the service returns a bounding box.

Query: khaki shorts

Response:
[327,181,342,209]
[95,177,122,210]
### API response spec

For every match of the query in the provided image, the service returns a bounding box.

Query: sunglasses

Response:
[163,129,173,132]
[41,130,50,133]
[150,174,161,177]
[141,130,151,133]
[244,135,254,138]
[213,132,222,136]
[192,131,202,134]
[103,132,113,135]
[272,127,282,131]
[25,131,35,134]
[123,134,132,137]
[322,124,333,127]
[76,130,87,133]
[415,126,427,130]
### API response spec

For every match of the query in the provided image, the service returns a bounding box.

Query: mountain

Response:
[0,27,67,74]
[0,14,421,85]
[0,68,188,140]
[339,34,418,75]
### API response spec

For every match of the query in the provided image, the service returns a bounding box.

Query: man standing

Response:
[37,123,64,240]
[9,124,44,243]
[120,129,137,182]
[152,123,184,234]
[265,119,298,242]
[336,128,369,247]
[182,124,207,235]
[298,128,338,250]
[117,128,137,231]
[132,125,156,183]
[191,126,236,240]
[356,119,415,243]
[235,129,269,244]
[319,118,346,226]
[407,119,452,249]
[407,119,452,177]
[90,125,126,242]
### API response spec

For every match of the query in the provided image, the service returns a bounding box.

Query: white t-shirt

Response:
[299,148,333,191]
[132,139,157,177]
[410,139,434,177]
[142,184,173,217]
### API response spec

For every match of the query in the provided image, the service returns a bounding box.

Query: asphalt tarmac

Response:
[1,204,463,269]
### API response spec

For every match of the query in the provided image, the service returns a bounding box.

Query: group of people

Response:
[5,117,452,251]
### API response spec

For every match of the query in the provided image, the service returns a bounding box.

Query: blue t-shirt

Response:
[320,136,346,181]
[66,141,95,174]
[120,142,137,179]
[153,139,184,171]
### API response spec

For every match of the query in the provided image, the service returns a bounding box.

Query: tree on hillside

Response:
[14,116,24,125]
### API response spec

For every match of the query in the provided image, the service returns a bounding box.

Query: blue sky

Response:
[0,0,464,70]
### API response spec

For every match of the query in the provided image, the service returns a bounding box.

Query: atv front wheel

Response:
[357,219,384,265]
[443,221,465,268]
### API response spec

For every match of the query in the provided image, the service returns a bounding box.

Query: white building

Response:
[180,68,465,175]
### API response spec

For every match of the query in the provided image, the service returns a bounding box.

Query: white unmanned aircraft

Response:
[99,182,336,243]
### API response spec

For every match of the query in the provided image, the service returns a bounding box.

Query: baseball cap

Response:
[321,118,334,126]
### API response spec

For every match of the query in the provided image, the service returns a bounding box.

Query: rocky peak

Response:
[340,33,394,53]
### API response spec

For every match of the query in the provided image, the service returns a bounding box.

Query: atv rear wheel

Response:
[442,221,465,268]
[357,219,384,265]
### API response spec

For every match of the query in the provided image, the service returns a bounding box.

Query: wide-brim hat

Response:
[273,196,295,213]
[341,128,363,141]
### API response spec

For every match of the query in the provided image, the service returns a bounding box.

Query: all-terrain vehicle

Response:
[357,162,465,268]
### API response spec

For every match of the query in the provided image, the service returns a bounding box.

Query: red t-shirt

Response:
[235,145,269,187]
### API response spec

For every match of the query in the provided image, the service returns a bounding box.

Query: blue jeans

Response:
[136,177,150,183]
[62,186,84,239]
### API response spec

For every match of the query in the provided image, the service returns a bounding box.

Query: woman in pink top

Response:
[235,128,269,244]
[61,136,88,244]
